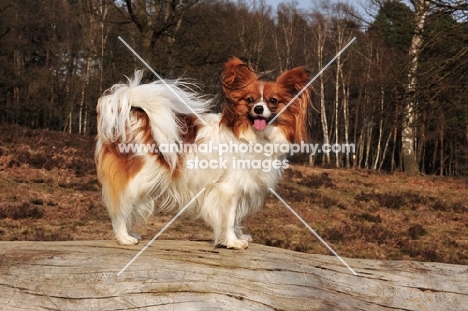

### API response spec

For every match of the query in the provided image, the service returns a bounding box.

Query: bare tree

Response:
[309,11,331,165]
[401,0,430,175]
[237,0,273,69]
[274,2,307,71]
[331,3,355,168]
[117,0,199,62]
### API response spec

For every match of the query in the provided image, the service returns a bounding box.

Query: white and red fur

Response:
[95,57,310,249]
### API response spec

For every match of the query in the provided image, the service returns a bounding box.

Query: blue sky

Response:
[262,0,371,20]
[265,0,364,10]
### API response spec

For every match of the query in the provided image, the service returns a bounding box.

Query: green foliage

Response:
[369,0,415,52]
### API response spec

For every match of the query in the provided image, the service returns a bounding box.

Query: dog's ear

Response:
[221,57,256,94]
[277,67,309,97]
[277,67,311,143]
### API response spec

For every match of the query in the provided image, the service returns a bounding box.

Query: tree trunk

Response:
[364,124,373,169]
[357,126,365,168]
[334,55,340,168]
[78,57,90,135]
[401,0,430,175]
[391,129,396,172]
[1,240,467,310]
[122,0,197,62]
[432,138,439,174]
[353,83,363,169]
[439,122,445,176]
[342,83,350,168]
[379,129,393,171]
[418,111,427,174]
[320,76,331,166]
[373,87,385,170]
[312,15,331,166]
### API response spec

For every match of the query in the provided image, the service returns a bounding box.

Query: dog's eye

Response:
[269,98,278,106]
[246,97,255,104]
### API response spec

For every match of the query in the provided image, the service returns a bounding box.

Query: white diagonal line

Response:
[268,37,357,125]
[268,188,357,276]
[117,188,206,276]
[118,36,207,125]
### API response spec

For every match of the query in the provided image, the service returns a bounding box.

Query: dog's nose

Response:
[254,105,264,114]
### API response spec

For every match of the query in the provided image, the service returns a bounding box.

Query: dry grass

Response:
[0,125,467,264]
[249,168,468,264]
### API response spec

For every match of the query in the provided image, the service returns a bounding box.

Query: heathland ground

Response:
[0,125,467,265]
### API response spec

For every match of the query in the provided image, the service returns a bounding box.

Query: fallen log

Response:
[0,240,466,310]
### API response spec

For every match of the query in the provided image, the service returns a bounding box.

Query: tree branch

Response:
[124,0,145,34]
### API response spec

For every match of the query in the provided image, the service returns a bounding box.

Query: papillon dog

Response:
[95,57,310,249]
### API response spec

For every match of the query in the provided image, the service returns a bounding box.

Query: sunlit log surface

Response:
[0,240,467,310]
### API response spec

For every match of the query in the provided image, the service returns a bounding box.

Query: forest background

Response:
[0,0,467,176]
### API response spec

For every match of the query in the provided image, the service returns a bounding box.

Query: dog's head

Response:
[219,57,310,143]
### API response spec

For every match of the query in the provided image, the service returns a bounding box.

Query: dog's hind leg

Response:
[235,228,253,242]
[129,231,142,240]
[102,186,140,245]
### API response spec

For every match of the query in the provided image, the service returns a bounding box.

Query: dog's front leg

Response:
[112,214,139,245]
[201,184,248,249]
[225,197,249,250]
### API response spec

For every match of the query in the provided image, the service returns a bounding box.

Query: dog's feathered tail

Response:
[96,70,209,169]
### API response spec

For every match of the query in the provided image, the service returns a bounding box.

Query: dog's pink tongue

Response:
[253,118,267,131]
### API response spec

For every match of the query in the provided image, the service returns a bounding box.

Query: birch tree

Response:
[310,11,331,165]
[274,2,300,72]
[237,1,272,70]
[401,0,430,175]
[331,3,356,168]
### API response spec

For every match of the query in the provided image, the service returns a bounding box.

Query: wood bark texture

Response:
[0,240,467,310]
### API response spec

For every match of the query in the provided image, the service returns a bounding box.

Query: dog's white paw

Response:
[226,239,249,250]
[129,231,142,239]
[239,234,252,242]
[117,235,139,245]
